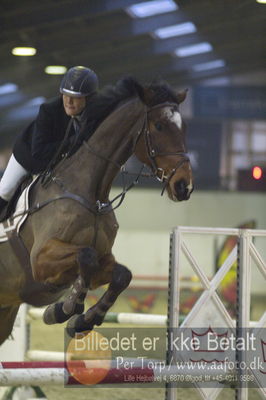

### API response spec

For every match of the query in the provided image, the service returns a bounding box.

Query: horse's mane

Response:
[87,76,179,126]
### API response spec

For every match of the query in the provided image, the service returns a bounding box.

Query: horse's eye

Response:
[155,122,162,131]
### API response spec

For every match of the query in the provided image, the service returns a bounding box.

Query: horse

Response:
[0,77,193,344]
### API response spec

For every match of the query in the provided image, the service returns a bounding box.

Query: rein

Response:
[14,101,190,219]
[82,141,145,212]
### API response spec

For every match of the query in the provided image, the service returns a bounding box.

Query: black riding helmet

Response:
[60,66,98,97]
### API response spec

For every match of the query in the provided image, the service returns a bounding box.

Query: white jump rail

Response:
[0,361,236,386]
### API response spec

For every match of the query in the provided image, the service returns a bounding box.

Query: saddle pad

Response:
[0,176,39,243]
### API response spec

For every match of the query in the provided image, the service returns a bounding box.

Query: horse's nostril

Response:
[175,180,186,193]
[174,180,189,200]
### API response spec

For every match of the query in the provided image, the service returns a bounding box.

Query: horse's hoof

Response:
[43,302,84,325]
[43,303,65,325]
[84,308,105,327]
[66,314,79,338]
[66,314,94,338]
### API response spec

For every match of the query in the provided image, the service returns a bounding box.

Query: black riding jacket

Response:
[13,96,98,174]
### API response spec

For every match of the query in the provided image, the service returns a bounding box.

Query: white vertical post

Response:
[165,228,181,400]
[168,228,181,329]
[236,230,251,400]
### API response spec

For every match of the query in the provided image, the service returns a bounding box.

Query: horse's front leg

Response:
[31,238,98,325]
[66,260,132,336]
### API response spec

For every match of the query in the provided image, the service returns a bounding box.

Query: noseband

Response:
[139,102,190,194]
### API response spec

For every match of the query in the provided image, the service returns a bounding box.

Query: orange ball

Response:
[66,330,112,385]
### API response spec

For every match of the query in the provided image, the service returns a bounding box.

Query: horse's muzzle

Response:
[174,179,193,201]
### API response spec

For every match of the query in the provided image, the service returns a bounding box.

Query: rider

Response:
[0,65,99,213]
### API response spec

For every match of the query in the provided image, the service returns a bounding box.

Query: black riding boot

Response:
[0,197,8,212]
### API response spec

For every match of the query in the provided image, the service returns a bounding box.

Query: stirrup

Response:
[0,197,8,211]
[0,198,8,222]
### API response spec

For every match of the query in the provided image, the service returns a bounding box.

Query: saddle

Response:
[0,176,33,223]
[0,176,41,243]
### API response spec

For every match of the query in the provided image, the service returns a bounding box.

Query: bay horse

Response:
[0,77,193,344]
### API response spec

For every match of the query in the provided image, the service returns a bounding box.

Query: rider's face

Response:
[63,95,86,116]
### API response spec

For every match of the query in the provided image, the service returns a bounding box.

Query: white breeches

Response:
[0,154,29,201]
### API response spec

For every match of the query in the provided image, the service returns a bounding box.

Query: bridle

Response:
[138,102,190,195]
[20,100,191,218]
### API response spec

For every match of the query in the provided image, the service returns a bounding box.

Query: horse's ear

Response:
[176,89,188,104]
[135,84,155,106]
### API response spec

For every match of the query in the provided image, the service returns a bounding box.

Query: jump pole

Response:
[28,309,169,326]
[0,361,235,386]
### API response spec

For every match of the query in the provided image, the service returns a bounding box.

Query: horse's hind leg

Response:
[42,246,98,325]
[0,305,19,346]
[67,262,132,336]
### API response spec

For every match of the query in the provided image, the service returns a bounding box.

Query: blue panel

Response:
[193,87,266,119]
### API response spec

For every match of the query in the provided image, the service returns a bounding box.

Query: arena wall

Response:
[111,188,266,294]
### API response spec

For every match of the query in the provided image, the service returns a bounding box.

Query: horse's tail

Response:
[0,305,19,346]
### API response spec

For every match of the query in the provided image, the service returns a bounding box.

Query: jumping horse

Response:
[0,77,193,344]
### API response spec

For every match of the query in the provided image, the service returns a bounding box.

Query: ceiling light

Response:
[175,42,213,57]
[45,65,67,75]
[25,97,46,106]
[126,0,178,18]
[0,93,25,108]
[256,0,266,4]
[0,83,18,95]
[192,59,226,71]
[153,22,197,39]
[8,107,40,121]
[12,47,37,56]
